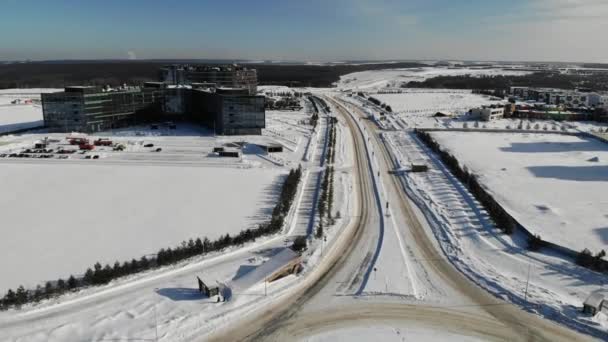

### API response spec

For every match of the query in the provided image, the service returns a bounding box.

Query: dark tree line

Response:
[404,72,608,92]
[308,96,320,128]
[317,117,338,238]
[417,129,608,275]
[366,96,391,112]
[576,249,608,272]
[416,130,516,235]
[0,61,427,89]
[0,166,302,311]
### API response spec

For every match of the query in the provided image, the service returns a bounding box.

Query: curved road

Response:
[208,95,594,341]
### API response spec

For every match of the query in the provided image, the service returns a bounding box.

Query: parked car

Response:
[144,143,154,147]
[155,148,162,152]
[92,155,100,159]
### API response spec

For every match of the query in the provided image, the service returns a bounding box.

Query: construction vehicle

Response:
[79,143,95,151]
[68,137,89,145]
[94,138,113,146]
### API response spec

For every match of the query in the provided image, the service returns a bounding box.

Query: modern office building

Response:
[188,87,265,135]
[160,64,258,95]
[42,65,265,135]
[41,86,166,132]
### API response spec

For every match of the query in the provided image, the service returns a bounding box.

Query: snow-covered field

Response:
[0,89,60,134]
[337,67,532,90]
[0,95,363,342]
[375,90,503,116]
[0,163,283,293]
[0,106,317,293]
[382,130,608,336]
[430,131,608,253]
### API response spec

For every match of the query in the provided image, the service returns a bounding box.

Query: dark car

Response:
[144,143,154,147]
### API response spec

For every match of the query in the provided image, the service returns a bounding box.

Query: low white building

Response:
[470,106,505,121]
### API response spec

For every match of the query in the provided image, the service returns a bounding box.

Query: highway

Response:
[209,94,594,341]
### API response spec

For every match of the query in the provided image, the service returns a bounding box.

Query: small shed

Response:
[197,276,220,298]
[583,292,605,315]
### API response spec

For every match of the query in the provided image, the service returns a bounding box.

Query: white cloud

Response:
[127,50,137,60]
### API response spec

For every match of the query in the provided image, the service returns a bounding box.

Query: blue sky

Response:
[1,0,607,62]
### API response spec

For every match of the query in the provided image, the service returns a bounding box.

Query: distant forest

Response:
[405,72,608,91]
[0,61,425,89]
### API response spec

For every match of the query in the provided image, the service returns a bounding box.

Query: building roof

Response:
[584,292,605,308]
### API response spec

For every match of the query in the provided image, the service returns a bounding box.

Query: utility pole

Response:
[524,261,532,303]
[265,277,267,297]
[154,302,159,342]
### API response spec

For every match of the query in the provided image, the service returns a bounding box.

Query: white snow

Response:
[430,131,608,253]
[375,90,503,116]
[306,324,485,342]
[337,67,532,91]
[0,162,284,292]
[0,94,363,342]
[0,102,321,293]
[382,129,608,336]
[0,105,43,133]
[0,88,61,133]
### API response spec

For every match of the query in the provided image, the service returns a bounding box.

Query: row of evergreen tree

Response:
[308,96,320,128]
[576,249,608,272]
[365,96,392,113]
[416,129,516,235]
[0,166,303,311]
[317,117,338,238]
[417,129,608,275]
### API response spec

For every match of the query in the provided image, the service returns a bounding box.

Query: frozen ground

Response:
[0,162,284,293]
[0,89,60,134]
[0,95,361,342]
[337,67,532,91]
[430,131,608,253]
[0,105,317,293]
[375,89,503,116]
[305,324,486,342]
[383,130,608,336]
